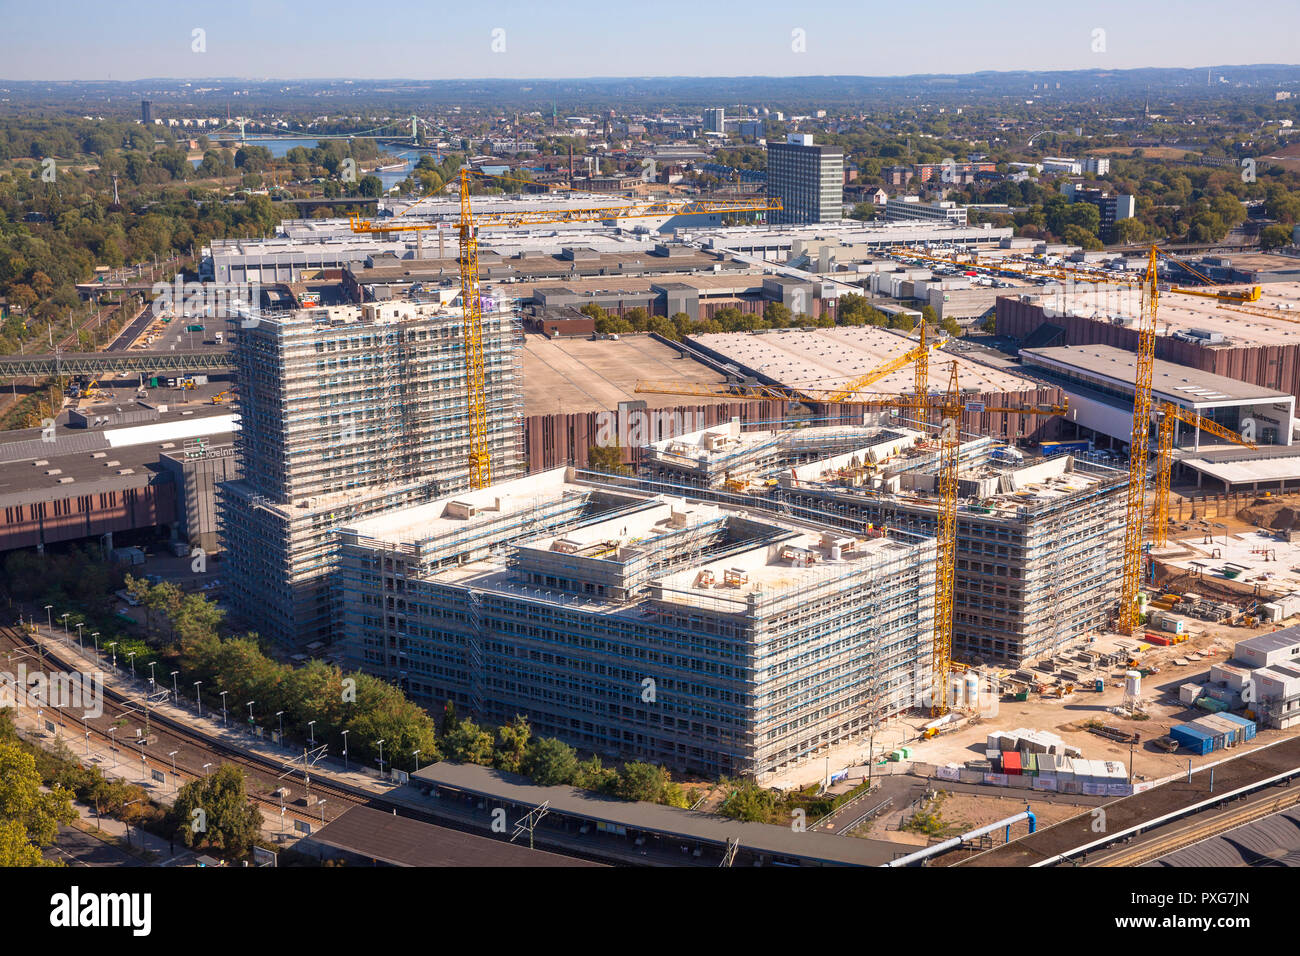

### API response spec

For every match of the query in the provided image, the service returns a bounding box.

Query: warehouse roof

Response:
[1022,344,1295,406]
[1028,281,1300,348]
[689,326,1036,395]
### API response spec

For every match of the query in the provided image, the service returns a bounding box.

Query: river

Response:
[192,136,429,192]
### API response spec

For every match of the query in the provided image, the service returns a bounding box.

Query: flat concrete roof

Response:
[1022,344,1294,406]
[352,249,726,284]
[412,761,895,865]
[1182,455,1300,487]
[689,326,1036,395]
[520,333,733,415]
[342,467,598,545]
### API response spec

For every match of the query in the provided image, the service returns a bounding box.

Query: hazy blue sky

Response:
[1,0,1296,81]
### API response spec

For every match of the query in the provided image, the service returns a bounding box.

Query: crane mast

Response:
[1118,246,1159,634]
[1151,404,1256,548]
[458,169,492,489]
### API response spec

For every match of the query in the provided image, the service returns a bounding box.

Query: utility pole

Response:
[511,801,551,851]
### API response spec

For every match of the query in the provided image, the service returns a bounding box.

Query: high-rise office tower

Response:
[703,108,726,134]
[766,134,844,224]
[141,100,153,125]
[219,298,524,645]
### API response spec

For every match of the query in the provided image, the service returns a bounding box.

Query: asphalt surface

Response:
[43,825,138,867]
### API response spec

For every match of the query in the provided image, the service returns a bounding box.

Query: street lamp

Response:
[91,632,100,654]
[168,751,179,791]
[194,681,203,716]
[44,605,52,630]
[171,671,180,701]
[123,798,141,847]
[75,622,84,648]
[107,642,118,668]
[61,612,70,637]
[413,749,421,772]
[219,690,228,726]
[246,701,255,727]
[376,738,386,777]
[107,727,118,768]
[308,720,316,747]
[148,661,158,684]
[341,730,349,772]
[127,651,136,678]
[275,711,284,743]
[202,762,212,777]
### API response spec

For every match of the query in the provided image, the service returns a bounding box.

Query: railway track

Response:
[1085,787,1300,868]
[0,625,366,825]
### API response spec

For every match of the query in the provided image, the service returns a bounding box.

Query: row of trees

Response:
[579,296,956,340]
[441,716,690,806]
[124,577,692,806]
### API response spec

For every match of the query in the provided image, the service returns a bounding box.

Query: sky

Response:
[1,0,1297,82]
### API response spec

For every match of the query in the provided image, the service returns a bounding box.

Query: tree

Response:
[1260,224,1294,249]
[172,765,262,859]
[441,719,495,765]
[612,761,669,803]
[587,443,628,475]
[717,779,779,822]
[0,740,76,866]
[494,716,532,774]
[763,301,793,327]
[1114,217,1147,245]
[357,174,384,198]
[521,737,579,786]
[574,754,617,791]
[848,202,877,222]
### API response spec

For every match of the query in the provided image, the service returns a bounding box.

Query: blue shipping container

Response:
[1171,724,1216,755]
[1216,712,1257,741]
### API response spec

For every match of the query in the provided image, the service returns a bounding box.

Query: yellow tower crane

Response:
[1151,403,1257,548]
[634,362,1068,715]
[349,170,782,488]
[1162,252,1261,302]
[1118,246,1161,635]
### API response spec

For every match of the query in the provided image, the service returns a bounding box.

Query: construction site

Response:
[219,296,526,645]
[336,467,937,778]
[629,420,1129,667]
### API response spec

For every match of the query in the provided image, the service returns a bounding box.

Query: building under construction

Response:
[336,468,936,778]
[624,421,1128,667]
[219,298,524,646]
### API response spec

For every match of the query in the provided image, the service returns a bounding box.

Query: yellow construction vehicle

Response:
[210,390,232,405]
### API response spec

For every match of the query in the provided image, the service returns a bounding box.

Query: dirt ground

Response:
[858,789,1087,846]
